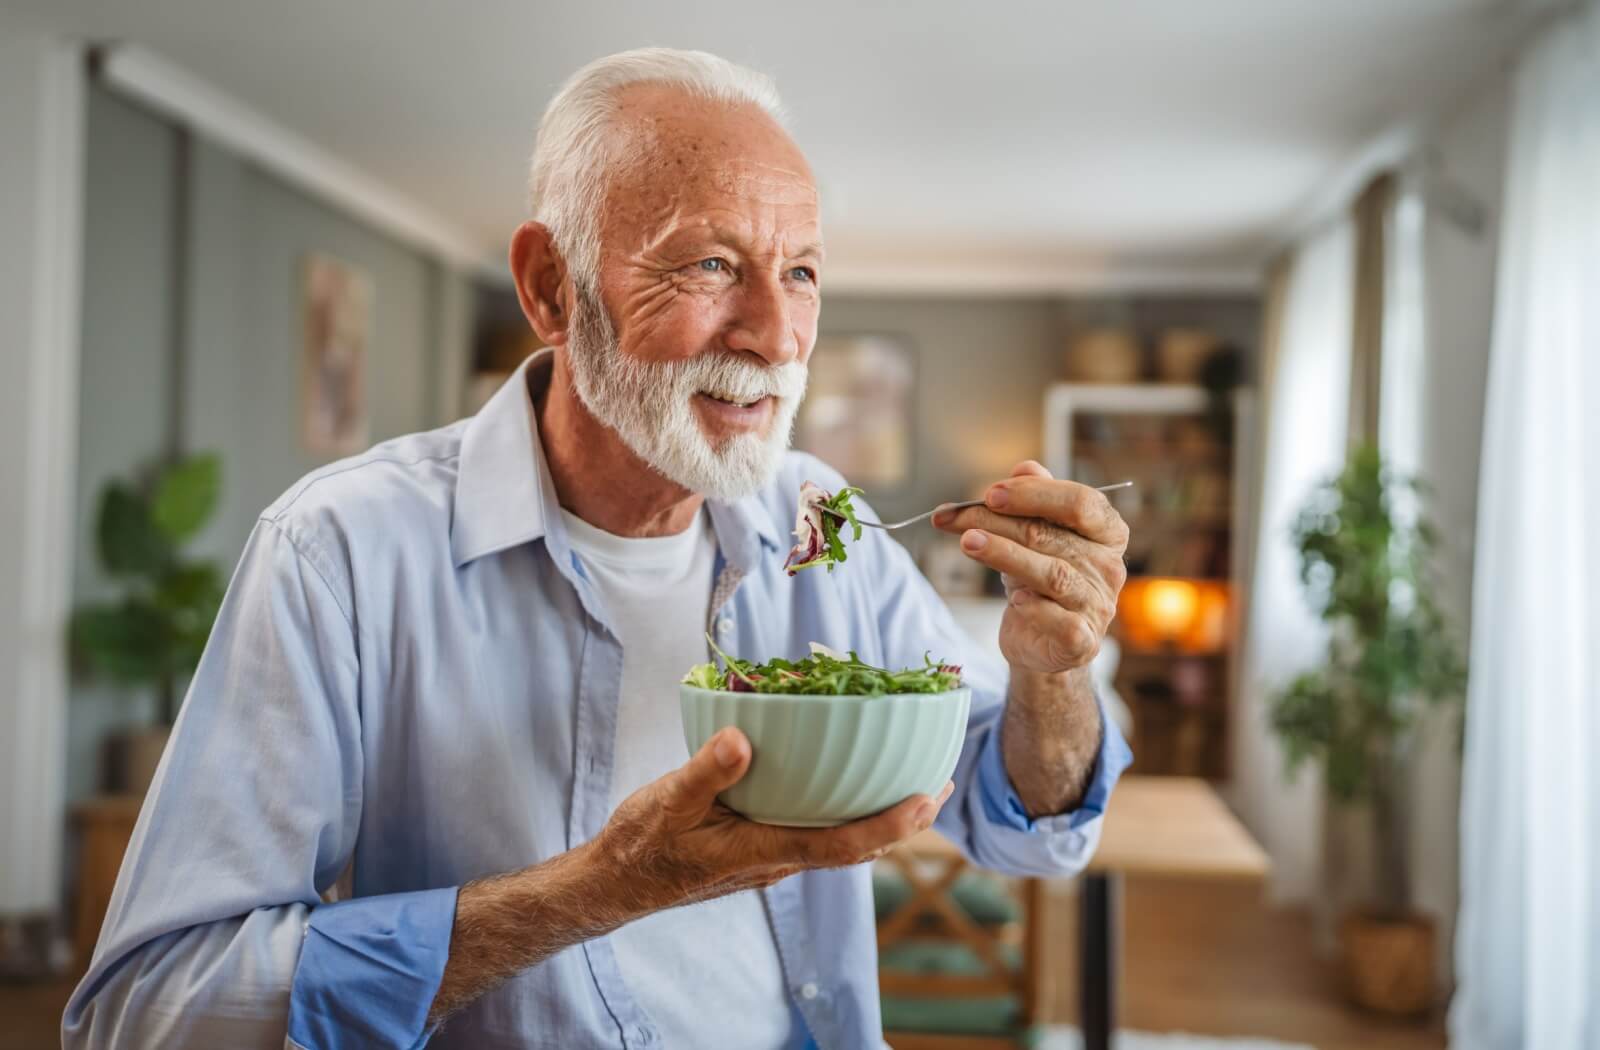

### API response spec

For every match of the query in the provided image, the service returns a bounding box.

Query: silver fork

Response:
[824,481,1133,531]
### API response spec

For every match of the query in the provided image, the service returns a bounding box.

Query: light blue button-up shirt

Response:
[63,353,1130,1050]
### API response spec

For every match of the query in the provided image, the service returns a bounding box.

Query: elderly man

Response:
[65,48,1130,1049]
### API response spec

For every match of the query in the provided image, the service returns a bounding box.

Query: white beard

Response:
[564,287,808,502]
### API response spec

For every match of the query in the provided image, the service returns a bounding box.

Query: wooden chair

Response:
[875,837,1048,1050]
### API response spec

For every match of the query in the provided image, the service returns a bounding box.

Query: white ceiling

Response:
[10,0,1534,291]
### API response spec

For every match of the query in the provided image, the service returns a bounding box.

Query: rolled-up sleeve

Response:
[850,491,1132,878]
[962,691,1132,872]
[289,889,458,1049]
[975,698,1129,834]
[63,518,457,1050]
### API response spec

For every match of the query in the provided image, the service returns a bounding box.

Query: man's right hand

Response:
[428,726,949,1024]
[595,727,954,916]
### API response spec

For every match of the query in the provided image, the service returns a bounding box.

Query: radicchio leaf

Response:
[784,481,831,575]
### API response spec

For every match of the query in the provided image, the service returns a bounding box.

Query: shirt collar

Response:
[706,492,782,576]
[451,351,557,567]
[451,348,783,569]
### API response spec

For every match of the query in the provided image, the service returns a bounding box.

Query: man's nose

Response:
[723,274,799,366]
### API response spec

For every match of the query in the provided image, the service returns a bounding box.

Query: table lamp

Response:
[1116,577,1231,775]
[1117,577,1229,654]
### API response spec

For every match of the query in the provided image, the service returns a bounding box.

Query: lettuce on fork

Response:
[684,638,963,696]
[785,481,865,575]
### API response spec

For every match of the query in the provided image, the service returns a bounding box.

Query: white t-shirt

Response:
[559,507,795,1049]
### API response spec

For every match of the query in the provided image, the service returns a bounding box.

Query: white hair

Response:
[527,48,786,292]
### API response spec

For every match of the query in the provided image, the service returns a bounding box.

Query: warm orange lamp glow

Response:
[1117,576,1230,653]
[1141,579,1198,637]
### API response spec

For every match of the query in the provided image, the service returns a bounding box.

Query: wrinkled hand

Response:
[934,460,1129,674]
[596,727,952,916]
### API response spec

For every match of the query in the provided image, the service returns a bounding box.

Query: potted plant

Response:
[71,453,225,795]
[1269,444,1465,1015]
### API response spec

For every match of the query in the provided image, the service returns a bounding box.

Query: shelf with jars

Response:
[1043,382,1255,778]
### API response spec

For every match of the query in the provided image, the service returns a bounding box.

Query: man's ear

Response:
[509,221,572,347]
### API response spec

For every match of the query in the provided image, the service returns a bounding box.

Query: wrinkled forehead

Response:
[600,84,821,246]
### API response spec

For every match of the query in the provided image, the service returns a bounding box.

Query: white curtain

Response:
[0,28,81,921]
[1450,5,1600,1048]
[1229,218,1354,904]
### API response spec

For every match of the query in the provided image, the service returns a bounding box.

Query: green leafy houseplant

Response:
[1269,444,1465,919]
[71,454,225,726]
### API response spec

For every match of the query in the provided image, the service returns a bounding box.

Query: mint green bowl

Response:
[679,685,972,827]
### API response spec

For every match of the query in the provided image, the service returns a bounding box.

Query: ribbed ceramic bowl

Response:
[679,685,971,827]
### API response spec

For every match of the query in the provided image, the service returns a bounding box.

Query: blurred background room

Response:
[2,1,1597,1048]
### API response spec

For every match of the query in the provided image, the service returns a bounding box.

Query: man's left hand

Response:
[933,461,1129,674]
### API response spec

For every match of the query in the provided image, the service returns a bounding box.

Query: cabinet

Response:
[1043,384,1254,778]
[72,796,142,970]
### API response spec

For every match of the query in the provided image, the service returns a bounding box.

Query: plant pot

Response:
[1339,910,1435,1016]
[109,726,172,796]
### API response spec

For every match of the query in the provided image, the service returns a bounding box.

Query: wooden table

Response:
[905,775,1268,1050]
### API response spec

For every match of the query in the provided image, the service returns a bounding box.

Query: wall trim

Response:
[821,258,1264,297]
[97,43,505,282]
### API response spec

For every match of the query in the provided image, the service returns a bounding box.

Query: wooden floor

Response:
[0,975,71,1050]
[1037,874,1447,1050]
[2,876,1445,1050]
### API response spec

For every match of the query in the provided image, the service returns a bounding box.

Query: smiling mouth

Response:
[693,392,777,433]
[700,391,767,409]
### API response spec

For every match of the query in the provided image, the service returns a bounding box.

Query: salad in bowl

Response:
[680,642,971,826]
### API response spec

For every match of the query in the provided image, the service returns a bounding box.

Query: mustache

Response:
[678,352,808,402]
[570,285,807,403]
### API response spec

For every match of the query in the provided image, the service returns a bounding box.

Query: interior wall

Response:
[68,87,181,803]
[67,81,476,804]
[816,295,1062,530]
[1409,66,1512,984]
[183,133,446,559]
[817,293,1259,541]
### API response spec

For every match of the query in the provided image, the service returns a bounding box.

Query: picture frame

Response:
[300,253,373,457]
[794,334,915,489]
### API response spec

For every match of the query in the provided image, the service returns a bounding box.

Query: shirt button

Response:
[800,982,819,1000]
[717,615,734,636]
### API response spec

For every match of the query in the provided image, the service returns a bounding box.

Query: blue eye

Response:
[790,266,816,283]
[698,258,725,272]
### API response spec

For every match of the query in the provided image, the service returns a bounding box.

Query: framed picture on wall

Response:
[794,335,915,488]
[301,253,372,457]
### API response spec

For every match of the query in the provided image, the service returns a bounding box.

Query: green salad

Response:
[684,638,963,695]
